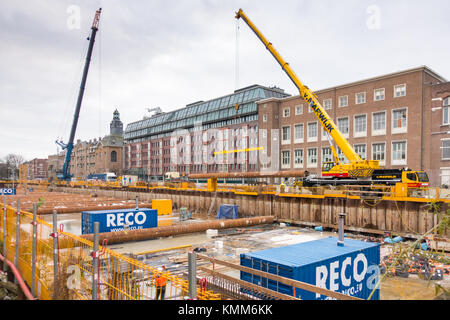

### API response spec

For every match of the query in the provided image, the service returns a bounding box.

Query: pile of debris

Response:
[0,272,18,300]
[380,250,450,280]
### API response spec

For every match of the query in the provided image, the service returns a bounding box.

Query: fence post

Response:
[31,204,37,297]
[52,209,58,296]
[92,222,99,300]
[14,198,20,284]
[2,194,7,272]
[188,251,197,299]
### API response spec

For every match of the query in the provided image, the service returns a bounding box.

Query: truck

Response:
[87,172,117,182]
[235,9,430,190]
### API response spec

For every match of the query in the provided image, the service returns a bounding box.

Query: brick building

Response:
[48,110,124,180]
[47,153,65,181]
[430,81,450,186]
[123,85,289,181]
[258,66,447,186]
[24,158,48,180]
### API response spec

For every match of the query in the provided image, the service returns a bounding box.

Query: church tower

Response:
[110,109,123,136]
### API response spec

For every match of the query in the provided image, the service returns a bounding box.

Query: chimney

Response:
[337,213,346,247]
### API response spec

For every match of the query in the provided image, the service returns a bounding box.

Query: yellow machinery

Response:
[235,9,378,179]
[235,9,430,190]
[152,199,173,216]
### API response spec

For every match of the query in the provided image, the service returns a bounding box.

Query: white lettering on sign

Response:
[315,253,369,299]
[106,211,147,227]
[0,188,15,195]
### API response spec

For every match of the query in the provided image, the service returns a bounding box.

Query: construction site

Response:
[1,4,450,303]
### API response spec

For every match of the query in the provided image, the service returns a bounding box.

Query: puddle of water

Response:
[381,276,444,300]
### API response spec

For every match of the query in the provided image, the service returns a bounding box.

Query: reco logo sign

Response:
[0,188,16,195]
[315,253,368,298]
[106,211,147,227]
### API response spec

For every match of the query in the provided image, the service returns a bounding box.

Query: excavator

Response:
[235,9,429,190]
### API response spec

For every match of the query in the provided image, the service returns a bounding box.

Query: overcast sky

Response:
[1,0,449,161]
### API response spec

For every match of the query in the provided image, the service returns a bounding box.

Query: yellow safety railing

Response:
[2,179,446,202]
[0,203,221,300]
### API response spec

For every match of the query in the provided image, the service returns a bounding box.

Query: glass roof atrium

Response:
[124,84,289,142]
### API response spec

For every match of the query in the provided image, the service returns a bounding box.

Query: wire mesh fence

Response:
[0,202,221,300]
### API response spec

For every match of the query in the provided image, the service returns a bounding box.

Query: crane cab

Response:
[402,171,429,187]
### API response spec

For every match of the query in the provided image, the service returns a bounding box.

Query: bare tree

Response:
[3,154,25,180]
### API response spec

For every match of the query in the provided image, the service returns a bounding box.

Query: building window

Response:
[283,107,290,118]
[294,124,304,143]
[111,151,117,162]
[307,148,317,167]
[392,108,408,133]
[442,140,450,160]
[356,92,366,104]
[372,143,385,166]
[354,144,366,160]
[294,149,304,167]
[337,117,349,136]
[374,88,385,101]
[282,150,291,168]
[338,95,348,107]
[282,126,291,144]
[394,84,406,98]
[307,122,318,142]
[443,98,450,125]
[263,114,267,122]
[295,105,303,115]
[323,99,332,110]
[337,147,348,163]
[441,168,450,187]
[392,141,407,165]
[322,147,333,163]
[372,111,386,135]
[354,114,367,137]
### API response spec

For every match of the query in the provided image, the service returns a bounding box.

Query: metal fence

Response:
[1,200,221,300]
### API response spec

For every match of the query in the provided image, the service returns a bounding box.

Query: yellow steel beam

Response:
[214,146,263,155]
[135,244,192,256]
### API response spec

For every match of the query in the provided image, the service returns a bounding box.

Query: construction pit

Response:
[3,187,450,300]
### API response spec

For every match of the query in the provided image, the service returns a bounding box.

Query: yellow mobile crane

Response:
[235,9,430,189]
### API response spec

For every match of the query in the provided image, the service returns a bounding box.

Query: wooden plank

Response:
[196,254,362,300]
[198,266,298,300]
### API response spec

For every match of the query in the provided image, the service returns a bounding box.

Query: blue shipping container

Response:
[240,237,380,300]
[81,208,157,234]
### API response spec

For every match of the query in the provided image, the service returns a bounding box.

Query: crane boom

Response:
[57,8,102,180]
[235,9,380,178]
[235,9,360,162]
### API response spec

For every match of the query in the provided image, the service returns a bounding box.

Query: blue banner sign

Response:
[0,188,16,195]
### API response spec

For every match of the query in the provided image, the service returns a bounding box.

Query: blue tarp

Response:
[217,204,238,219]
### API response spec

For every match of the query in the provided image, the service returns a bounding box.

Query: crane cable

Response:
[97,20,103,140]
[56,32,90,148]
[235,18,240,90]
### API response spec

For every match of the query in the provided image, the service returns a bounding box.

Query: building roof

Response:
[101,134,124,147]
[315,65,447,94]
[260,65,448,103]
[124,84,290,141]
